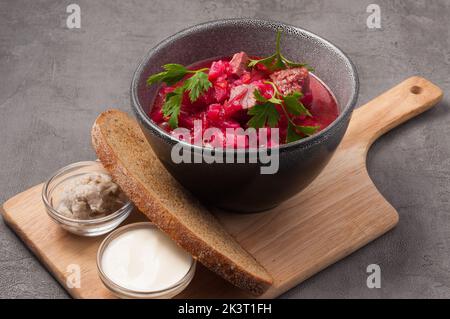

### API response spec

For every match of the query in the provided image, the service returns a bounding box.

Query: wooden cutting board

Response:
[1,77,443,299]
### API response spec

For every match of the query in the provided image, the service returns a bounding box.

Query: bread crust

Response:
[91,109,272,296]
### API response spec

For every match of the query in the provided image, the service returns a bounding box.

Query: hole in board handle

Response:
[410,86,422,95]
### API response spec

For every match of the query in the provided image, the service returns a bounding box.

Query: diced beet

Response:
[301,91,313,106]
[232,71,252,86]
[255,82,274,99]
[250,69,267,82]
[190,86,216,108]
[240,71,252,84]
[206,103,223,122]
[221,119,241,129]
[181,91,194,108]
[178,110,195,129]
[208,60,230,81]
[151,107,165,123]
[255,63,270,73]
[214,80,229,102]
[229,52,249,76]
[223,101,243,118]
[269,67,310,95]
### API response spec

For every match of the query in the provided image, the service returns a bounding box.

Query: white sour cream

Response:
[101,226,193,292]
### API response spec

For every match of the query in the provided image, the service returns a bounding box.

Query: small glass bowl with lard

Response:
[42,161,133,236]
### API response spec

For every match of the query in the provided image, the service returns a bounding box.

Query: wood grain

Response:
[1,77,443,298]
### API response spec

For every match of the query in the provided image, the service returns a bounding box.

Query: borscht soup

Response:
[147,31,339,149]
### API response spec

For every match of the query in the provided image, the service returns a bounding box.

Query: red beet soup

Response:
[148,52,339,148]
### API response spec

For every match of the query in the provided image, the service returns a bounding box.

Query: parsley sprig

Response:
[147,64,212,128]
[247,82,319,143]
[247,90,281,128]
[248,30,313,72]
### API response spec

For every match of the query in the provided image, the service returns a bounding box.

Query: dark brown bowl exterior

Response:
[131,18,359,213]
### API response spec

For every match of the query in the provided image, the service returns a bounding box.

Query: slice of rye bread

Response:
[91,109,273,296]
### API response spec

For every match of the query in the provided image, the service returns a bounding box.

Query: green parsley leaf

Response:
[247,30,313,71]
[253,89,268,103]
[286,122,302,143]
[162,87,184,129]
[283,60,314,72]
[248,55,276,69]
[183,71,212,102]
[268,95,283,105]
[286,122,319,143]
[254,87,283,105]
[283,91,312,116]
[252,86,317,143]
[247,102,280,128]
[148,64,212,128]
[147,64,188,86]
[296,125,319,136]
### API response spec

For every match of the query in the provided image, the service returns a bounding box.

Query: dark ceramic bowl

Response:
[131,18,359,213]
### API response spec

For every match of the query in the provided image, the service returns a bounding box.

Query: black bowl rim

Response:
[131,18,359,154]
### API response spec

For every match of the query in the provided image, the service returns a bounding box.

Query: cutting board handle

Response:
[349,76,443,148]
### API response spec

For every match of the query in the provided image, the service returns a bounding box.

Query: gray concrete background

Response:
[0,0,449,298]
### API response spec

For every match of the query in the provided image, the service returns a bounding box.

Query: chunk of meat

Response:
[269,67,310,95]
[229,83,258,109]
[229,52,249,76]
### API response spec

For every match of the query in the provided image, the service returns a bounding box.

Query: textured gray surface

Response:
[0,0,449,299]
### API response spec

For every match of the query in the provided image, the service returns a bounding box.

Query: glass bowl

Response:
[42,161,133,236]
[97,222,197,299]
